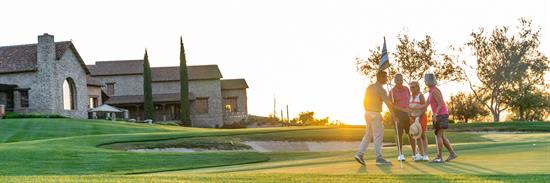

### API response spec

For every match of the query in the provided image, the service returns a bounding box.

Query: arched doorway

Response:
[63,78,77,110]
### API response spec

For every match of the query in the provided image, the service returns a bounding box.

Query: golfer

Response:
[355,71,410,166]
[408,81,429,161]
[418,73,458,163]
[388,74,416,161]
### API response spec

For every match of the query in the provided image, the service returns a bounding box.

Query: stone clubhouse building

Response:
[0,34,248,128]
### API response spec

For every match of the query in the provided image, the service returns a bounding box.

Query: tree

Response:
[381,110,395,129]
[179,37,192,127]
[289,111,330,126]
[143,50,154,121]
[506,85,550,121]
[297,111,315,124]
[311,117,329,126]
[356,34,464,84]
[461,18,549,122]
[448,92,489,123]
[356,46,397,83]
[394,34,464,83]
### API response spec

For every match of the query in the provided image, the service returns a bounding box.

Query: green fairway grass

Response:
[0,118,548,182]
[446,121,550,132]
[2,174,549,183]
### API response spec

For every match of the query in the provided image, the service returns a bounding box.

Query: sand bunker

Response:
[128,148,250,153]
[128,141,395,153]
[243,141,394,152]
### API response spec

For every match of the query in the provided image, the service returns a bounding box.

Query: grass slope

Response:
[0,118,174,143]
[0,119,310,175]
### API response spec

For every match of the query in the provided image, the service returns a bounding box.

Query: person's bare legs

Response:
[441,130,458,161]
[435,129,444,158]
[418,131,426,156]
[440,130,454,153]
[423,132,428,153]
[398,131,404,155]
[409,133,416,155]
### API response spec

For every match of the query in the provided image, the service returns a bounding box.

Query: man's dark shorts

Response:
[433,114,449,134]
[393,111,410,134]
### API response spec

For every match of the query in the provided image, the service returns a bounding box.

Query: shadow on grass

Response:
[356,166,367,173]
[376,164,393,174]
[204,159,352,174]
[404,161,429,174]
[424,160,505,175]
[450,162,505,174]
[427,161,472,174]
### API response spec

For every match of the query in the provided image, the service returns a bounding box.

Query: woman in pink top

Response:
[417,73,457,163]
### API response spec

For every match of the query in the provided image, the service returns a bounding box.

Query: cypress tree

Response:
[179,37,192,127]
[143,49,154,121]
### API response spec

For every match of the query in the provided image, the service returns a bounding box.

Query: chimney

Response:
[37,33,55,63]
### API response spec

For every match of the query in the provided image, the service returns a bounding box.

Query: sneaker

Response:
[413,153,422,161]
[430,156,444,163]
[446,153,458,162]
[422,155,429,161]
[354,154,365,166]
[376,157,392,166]
[397,154,405,161]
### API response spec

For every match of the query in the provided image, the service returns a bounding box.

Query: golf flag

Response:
[379,37,390,70]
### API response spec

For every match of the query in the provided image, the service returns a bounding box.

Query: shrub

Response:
[3,112,66,119]
[154,121,180,126]
[221,121,248,129]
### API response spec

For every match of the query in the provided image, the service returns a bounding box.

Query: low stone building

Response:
[87,60,248,128]
[0,34,94,118]
[0,34,249,128]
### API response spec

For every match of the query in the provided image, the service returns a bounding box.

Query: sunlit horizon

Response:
[1,0,549,125]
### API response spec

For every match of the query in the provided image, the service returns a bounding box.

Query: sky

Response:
[1,0,549,124]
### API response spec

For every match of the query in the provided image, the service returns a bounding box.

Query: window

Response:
[20,90,29,108]
[0,92,12,109]
[223,97,237,113]
[106,83,115,96]
[63,78,76,110]
[89,97,98,108]
[193,98,209,114]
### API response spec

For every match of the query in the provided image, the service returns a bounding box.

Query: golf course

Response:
[0,118,548,182]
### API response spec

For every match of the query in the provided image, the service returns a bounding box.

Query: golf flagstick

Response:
[379,36,403,168]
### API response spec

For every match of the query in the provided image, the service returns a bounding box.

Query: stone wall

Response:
[152,81,179,94]
[189,80,223,128]
[104,78,225,127]
[35,34,58,114]
[0,72,40,113]
[52,43,88,118]
[93,75,143,96]
[221,89,248,124]
[147,80,226,127]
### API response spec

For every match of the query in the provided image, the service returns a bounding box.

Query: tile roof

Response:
[152,65,222,81]
[88,60,223,81]
[86,75,103,87]
[221,79,249,90]
[87,60,144,76]
[0,41,89,74]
